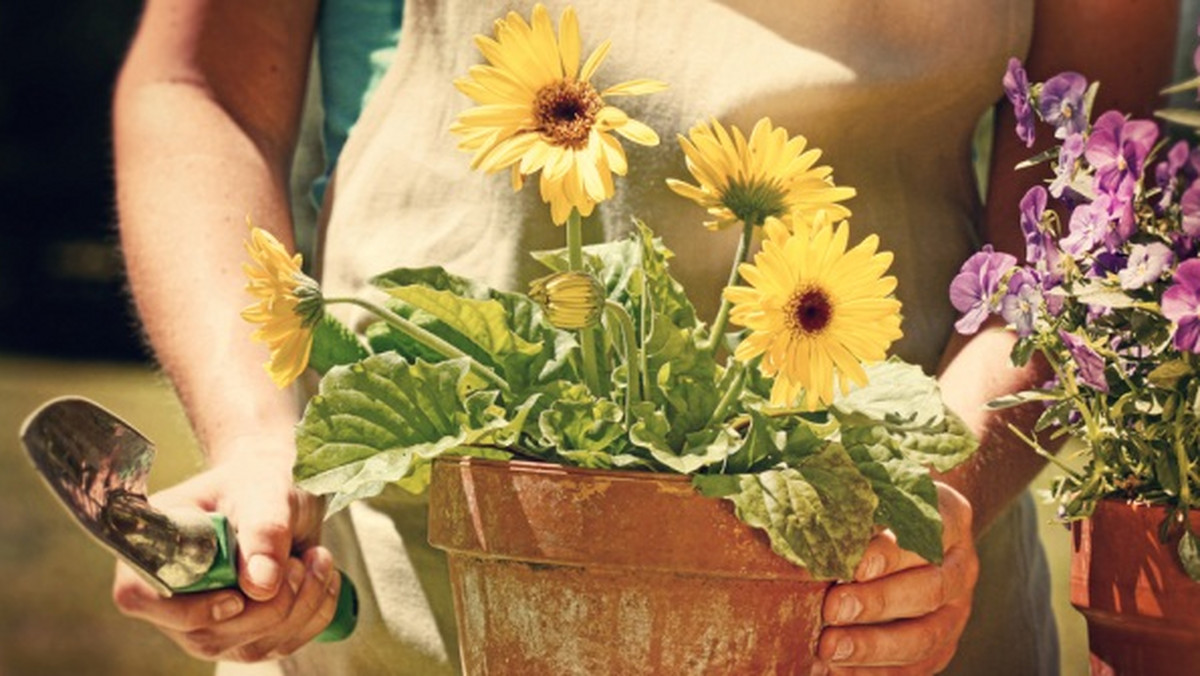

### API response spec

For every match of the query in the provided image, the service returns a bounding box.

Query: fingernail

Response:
[310,553,332,584]
[834,594,862,624]
[247,554,281,591]
[811,661,830,676]
[861,554,885,580]
[832,636,854,662]
[286,559,306,593]
[212,595,244,622]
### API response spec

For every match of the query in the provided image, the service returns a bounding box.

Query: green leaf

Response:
[722,409,784,473]
[1148,359,1193,389]
[1162,75,1200,95]
[691,473,740,498]
[986,389,1061,411]
[845,442,944,564]
[309,314,370,374]
[536,386,632,467]
[386,286,542,363]
[1156,108,1200,129]
[1074,281,1136,309]
[294,355,509,513]
[718,445,878,580]
[1179,530,1200,583]
[371,266,547,343]
[1014,147,1058,170]
[834,360,977,473]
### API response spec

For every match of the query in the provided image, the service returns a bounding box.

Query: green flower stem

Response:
[1042,342,1105,470]
[1176,399,1193,508]
[604,300,641,421]
[703,218,756,353]
[324,296,511,395]
[707,360,746,428]
[566,210,605,395]
[638,273,653,401]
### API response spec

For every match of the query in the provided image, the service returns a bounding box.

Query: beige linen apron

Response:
[221,1,1058,673]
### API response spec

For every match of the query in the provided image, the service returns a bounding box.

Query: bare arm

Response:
[111,1,338,662]
[938,0,1180,536]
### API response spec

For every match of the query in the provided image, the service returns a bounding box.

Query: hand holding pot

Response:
[815,483,979,674]
[111,450,344,662]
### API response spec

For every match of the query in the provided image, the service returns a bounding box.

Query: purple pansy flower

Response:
[1059,330,1109,392]
[1117,242,1173,290]
[1062,195,1114,256]
[1084,110,1158,199]
[1049,133,1085,198]
[1038,72,1089,139]
[1000,269,1041,337]
[950,245,1018,334]
[1162,258,1200,353]
[1003,58,1035,147]
[1019,186,1052,264]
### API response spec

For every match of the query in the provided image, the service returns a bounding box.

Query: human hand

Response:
[814,483,979,675]
[111,448,344,662]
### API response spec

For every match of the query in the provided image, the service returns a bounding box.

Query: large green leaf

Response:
[536,385,635,467]
[309,314,370,374]
[385,286,542,363]
[695,444,878,580]
[834,360,977,473]
[294,355,511,513]
[845,441,944,564]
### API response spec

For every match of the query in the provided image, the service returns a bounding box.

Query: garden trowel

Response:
[19,396,357,642]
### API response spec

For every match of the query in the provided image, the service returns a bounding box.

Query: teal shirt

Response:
[313,0,404,207]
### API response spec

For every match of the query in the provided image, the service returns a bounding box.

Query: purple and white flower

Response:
[1000,269,1041,338]
[1049,133,1085,198]
[949,245,1017,334]
[1038,72,1089,140]
[1117,242,1173,290]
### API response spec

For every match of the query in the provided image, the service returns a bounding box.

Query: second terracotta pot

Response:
[427,457,831,676]
[1070,498,1200,675]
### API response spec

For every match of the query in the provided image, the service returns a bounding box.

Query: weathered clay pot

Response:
[427,456,830,676]
[1070,498,1200,675]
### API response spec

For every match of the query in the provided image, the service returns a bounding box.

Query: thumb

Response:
[234,495,293,602]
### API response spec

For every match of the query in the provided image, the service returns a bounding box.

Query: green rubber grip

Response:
[173,513,358,642]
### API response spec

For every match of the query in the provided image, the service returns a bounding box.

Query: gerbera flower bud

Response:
[529,271,605,330]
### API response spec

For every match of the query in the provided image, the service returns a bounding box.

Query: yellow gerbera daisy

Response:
[450,4,666,225]
[666,118,857,230]
[724,215,903,409]
[241,226,323,388]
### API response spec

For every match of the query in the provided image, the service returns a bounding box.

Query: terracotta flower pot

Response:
[1070,498,1200,675]
[427,456,831,675]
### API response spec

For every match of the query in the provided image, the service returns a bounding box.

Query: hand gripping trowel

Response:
[19,396,357,642]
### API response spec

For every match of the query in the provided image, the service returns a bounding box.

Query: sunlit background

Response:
[3,3,1199,675]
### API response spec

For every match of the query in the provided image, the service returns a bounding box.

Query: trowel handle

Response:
[177,514,358,643]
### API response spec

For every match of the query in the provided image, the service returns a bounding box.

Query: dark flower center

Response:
[787,285,834,335]
[533,79,603,149]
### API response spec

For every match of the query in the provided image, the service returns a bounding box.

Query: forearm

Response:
[936,325,1052,537]
[114,0,316,464]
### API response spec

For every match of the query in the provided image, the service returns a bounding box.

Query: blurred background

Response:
[2,3,1198,675]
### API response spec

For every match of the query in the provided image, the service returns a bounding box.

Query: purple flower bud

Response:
[1038,72,1089,140]
[1058,330,1109,392]
[1156,141,1191,210]
[1162,258,1200,353]
[1003,59,1036,147]
[950,245,1018,335]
